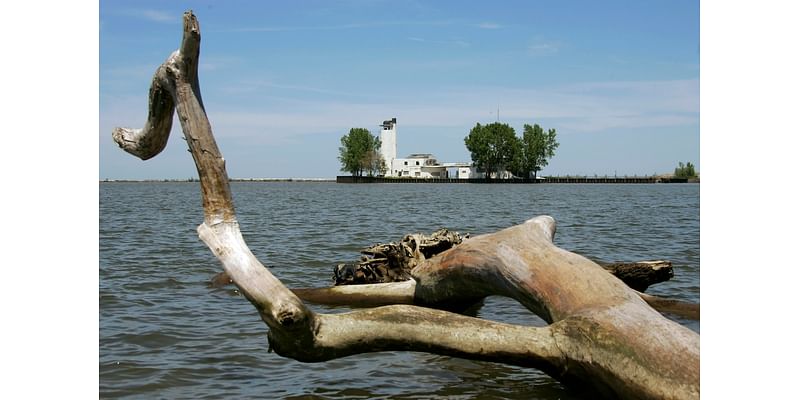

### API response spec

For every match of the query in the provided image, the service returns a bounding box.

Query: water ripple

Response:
[100,182,699,398]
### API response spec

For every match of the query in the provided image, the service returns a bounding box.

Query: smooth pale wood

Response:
[220,257,699,319]
[411,217,698,399]
[290,280,700,321]
[292,280,417,307]
[112,11,699,400]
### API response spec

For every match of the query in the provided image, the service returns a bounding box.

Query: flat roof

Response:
[440,162,472,168]
[405,153,435,158]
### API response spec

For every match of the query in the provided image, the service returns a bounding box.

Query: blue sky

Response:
[99,0,699,179]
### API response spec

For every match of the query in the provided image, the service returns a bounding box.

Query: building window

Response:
[416,161,420,165]
[404,161,408,165]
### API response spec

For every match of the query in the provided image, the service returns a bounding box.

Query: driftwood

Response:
[327,232,695,319]
[331,229,675,291]
[213,231,698,318]
[112,11,699,399]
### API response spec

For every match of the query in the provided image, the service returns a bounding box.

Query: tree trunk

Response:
[217,257,700,320]
[112,11,699,400]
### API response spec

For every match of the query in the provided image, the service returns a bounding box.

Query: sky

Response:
[100,0,699,179]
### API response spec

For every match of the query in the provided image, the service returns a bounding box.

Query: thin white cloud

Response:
[219,79,373,99]
[477,22,502,29]
[559,79,700,114]
[476,79,699,132]
[101,78,698,147]
[141,10,174,23]
[121,9,177,24]
[223,20,453,33]
[407,37,469,48]
[198,79,697,142]
[198,56,244,73]
[528,40,561,56]
[102,64,156,80]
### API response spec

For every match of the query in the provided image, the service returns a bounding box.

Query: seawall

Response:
[336,176,692,184]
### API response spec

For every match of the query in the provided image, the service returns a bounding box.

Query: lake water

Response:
[99,182,699,399]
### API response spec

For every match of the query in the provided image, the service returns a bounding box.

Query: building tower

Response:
[379,118,397,174]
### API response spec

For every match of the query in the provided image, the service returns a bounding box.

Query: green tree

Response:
[339,128,383,176]
[517,124,559,179]
[464,122,519,179]
[674,161,697,178]
[362,145,387,177]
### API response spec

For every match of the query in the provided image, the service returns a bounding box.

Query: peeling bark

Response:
[113,11,699,400]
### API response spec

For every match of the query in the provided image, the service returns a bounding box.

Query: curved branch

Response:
[111,64,175,160]
[292,281,700,321]
[111,11,310,330]
[272,305,564,371]
[292,280,416,307]
[412,216,642,322]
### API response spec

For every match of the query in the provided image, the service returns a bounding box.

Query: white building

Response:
[379,118,397,172]
[391,153,448,178]
[378,117,475,179]
[453,165,478,179]
[460,168,516,179]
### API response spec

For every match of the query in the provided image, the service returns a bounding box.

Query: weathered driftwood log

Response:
[113,11,699,399]
[330,229,676,292]
[216,259,699,320]
[291,279,701,320]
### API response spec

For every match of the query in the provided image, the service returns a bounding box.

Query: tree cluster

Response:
[338,128,386,177]
[464,122,559,179]
[674,161,697,178]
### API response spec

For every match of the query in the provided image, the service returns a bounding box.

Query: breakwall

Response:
[336,176,690,184]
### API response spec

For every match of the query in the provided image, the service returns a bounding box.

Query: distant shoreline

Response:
[336,175,698,184]
[100,176,699,184]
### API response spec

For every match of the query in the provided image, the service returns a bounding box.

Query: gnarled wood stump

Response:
[332,228,465,285]
[112,11,699,399]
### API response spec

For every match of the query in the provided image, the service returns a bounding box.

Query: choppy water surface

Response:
[100,182,699,399]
